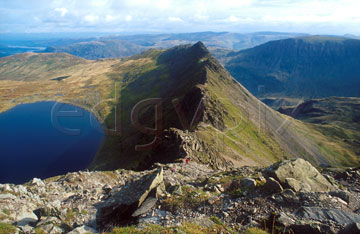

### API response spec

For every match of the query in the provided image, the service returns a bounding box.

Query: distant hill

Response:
[110,31,307,50]
[43,39,146,60]
[0,45,45,58]
[225,36,360,98]
[0,52,88,81]
[1,31,307,59]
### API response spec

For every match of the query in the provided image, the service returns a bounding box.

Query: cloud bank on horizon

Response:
[1,0,360,35]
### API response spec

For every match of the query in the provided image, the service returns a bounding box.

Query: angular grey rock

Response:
[36,216,61,227]
[17,185,28,194]
[190,215,215,228]
[339,222,360,234]
[31,178,45,187]
[265,158,335,192]
[68,225,97,234]
[41,223,64,234]
[277,212,296,227]
[329,190,350,203]
[241,178,257,187]
[96,167,163,229]
[132,196,157,217]
[263,177,283,194]
[0,193,17,200]
[20,225,34,234]
[16,209,38,226]
[285,177,311,192]
[296,207,360,225]
[289,221,323,234]
[2,184,12,192]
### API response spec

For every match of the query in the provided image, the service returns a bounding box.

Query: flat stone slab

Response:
[296,207,360,225]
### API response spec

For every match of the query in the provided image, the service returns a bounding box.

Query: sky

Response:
[1,0,360,35]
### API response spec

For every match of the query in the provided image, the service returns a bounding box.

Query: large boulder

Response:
[296,207,360,226]
[14,207,38,226]
[265,158,335,192]
[96,167,164,230]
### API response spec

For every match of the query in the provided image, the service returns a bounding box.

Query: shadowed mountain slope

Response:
[225,36,360,98]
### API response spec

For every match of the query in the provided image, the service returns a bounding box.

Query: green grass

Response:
[1,209,10,216]
[244,227,269,234]
[35,227,48,234]
[0,223,16,234]
[102,222,239,234]
[102,222,269,234]
[162,186,209,212]
[65,208,75,223]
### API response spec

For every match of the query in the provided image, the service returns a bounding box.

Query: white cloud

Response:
[2,0,360,34]
[228,16,241,22]
[216,0,253,8]
[84,15,99,23]
[125,15,132,22]
[54,7,68,17]
[168,16,183,22]
[105,15,116,22]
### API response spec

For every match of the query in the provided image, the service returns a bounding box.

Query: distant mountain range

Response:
[224,36,360,98]
[40,31,310,60]
[0,31,307,58]
[2,32,360,101]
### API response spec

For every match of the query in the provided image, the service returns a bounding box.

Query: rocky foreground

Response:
[1,158,360,234]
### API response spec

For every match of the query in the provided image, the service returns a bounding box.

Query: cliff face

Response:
[225,36,360,98]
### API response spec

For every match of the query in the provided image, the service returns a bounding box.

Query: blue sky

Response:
[1,0,360,35]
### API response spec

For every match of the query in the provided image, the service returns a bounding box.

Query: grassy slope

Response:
[279,97,360,167]
[0,52,119,116]
[0,46,358,171]
[0,52,89,81]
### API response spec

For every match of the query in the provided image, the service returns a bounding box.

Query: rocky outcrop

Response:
[155,128,232,170]
[264,158,335,192]
[96,167,164,230]
[0,159,359,234]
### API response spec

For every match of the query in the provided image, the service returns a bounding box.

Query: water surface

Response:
[0,101,104,184]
